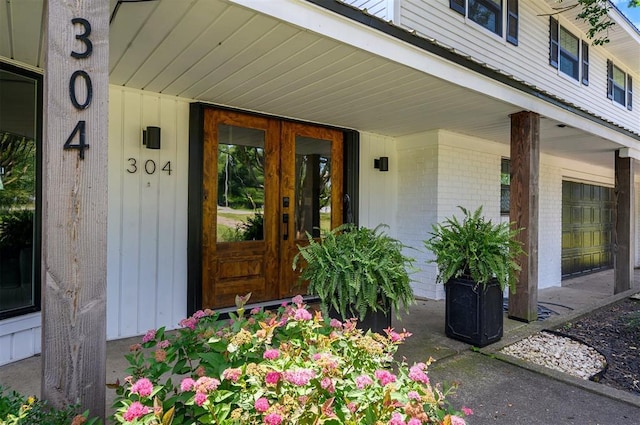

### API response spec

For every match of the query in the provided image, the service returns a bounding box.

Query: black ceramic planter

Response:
[445,277,503,347]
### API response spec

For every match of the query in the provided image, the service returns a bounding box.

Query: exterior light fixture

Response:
[143,126,161,149]
[374,157,389,172]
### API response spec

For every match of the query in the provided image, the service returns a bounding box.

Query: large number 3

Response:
[71,18,93,58]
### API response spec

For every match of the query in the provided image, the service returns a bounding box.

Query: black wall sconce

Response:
[143,126,161,149]
[374,157,389,172]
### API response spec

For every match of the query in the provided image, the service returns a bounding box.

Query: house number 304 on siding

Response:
[64,18,93,160]
[126,158,173,176]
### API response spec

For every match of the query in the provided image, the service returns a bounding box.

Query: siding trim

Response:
[305,0,640,141]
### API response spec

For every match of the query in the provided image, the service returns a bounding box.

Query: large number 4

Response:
[64,121,89,159]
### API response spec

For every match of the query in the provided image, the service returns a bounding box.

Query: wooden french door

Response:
[202,109,343,309]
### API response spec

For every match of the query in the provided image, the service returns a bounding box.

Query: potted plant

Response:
[293,223,415,333]
[424,206,525,347]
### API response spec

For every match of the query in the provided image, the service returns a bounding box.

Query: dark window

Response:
[469,0,502,36]
[500,158,510,215]
[0,63,42,320]
[607,60,632,110]
[549,19,586,83]
[450,0,518,43]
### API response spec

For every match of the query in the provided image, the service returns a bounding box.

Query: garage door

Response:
[561,181,614,278]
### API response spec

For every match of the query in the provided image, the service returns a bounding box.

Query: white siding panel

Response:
[399,0,640,135]
[342,0,392,20]
[107,86,190,340]
[358,132,397,233]
[0,313,41,366]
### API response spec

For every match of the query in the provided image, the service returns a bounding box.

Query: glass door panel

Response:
[216,124,265,242]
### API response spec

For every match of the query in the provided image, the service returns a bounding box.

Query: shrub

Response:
[112,295,471,424]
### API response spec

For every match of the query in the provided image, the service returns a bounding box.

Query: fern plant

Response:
[423,206,525,293]
[293,224,415,322]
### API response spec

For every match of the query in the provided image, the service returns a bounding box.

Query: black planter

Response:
[445,277,503,347]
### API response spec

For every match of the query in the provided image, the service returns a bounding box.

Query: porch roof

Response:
[1,0,639,169]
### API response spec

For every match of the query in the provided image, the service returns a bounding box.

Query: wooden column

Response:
[42,0,109,419]
[614,151,634,294]
[508,111,539,322]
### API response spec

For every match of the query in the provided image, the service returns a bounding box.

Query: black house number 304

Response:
[127,158,173,176]
[64,18,93,160]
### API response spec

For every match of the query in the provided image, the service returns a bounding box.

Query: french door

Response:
[201,109,343,309]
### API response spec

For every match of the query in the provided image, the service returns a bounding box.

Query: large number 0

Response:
[64,121,89,159]
[71,18,93,59]
[69,70,93,110]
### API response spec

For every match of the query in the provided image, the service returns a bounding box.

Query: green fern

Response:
[423,206,526,293]
[293,224,415,321]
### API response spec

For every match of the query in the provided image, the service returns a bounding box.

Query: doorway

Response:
[196,108,344,309]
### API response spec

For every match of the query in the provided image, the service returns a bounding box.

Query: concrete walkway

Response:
[1,269,639,423]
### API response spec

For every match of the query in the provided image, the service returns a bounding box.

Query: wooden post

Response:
[42,0,108,419]
[508,111,539,322]
[614,151,634,294]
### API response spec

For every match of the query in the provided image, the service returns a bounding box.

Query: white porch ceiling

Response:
[0,0,635,169]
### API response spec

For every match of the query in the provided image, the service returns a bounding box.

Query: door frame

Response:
[187,103,359,314]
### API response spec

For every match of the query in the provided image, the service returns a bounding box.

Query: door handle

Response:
[283,213,289,240]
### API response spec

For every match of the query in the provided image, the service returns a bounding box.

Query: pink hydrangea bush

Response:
[112,295,471,424]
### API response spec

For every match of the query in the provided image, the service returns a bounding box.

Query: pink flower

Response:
[131,378,153,397]
[292,295,304,306]
[450,416,466,425]
[192,310,206,319]
[123,401,150,422]
[407,419,422,425]
[157,339,170,349]
[407,390,421,401]
[388,412,406,425]
[195,376,220,392]
[251,307,262,315]
[254,397,270,412]
[293,308,312,321]
[347,402,358,413]
[265,371,281,385]
[462,406,474,416]
[355,374,373,389]
[180,378,195,392]
[222,367,242,382]
[329,318,342,328]
[264,413,283,425]
[263,349,280,360]
[283,368,316,386]
[408,363,429,385]
[194,392,207,407]
[142,329,156,343]
[374,369,397,386]
[179,317,197,330]
[321,377,335,393]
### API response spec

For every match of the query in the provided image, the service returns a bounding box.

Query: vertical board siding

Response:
[0,313,41,366]
[358,132,398,233]
[398,0,639,133]
[107,86,190,340]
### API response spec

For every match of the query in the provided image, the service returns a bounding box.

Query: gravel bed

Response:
[500,331,607,380]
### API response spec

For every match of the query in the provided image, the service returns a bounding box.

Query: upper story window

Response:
[450,0,519,45]
[549,17,589,85]
[607,60,633,110]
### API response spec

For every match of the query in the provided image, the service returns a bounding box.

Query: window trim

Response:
[450,0,518,45]
[607,59,633,110]
[0,61,43,321]
[549,18,588,85]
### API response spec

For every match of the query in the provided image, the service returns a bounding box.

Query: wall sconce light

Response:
[374,157,389,172]
[143,126,161,149]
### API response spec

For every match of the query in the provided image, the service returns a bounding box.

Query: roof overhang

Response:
[1,0,639,169]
